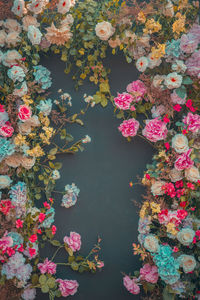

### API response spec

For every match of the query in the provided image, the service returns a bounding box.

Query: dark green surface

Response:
[37,52,154,300]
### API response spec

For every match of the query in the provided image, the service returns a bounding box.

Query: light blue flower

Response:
[27,25,42,45]
[0,138,15,162]
[21,287,36,300]
[0,110,9,126]
[33,65,52,90]
[61,183,80,208]
[153,245,180,285]
[42,207,55,228]
[172,134,189,153]
[138,217,151,234]
[36,98,52,116]
[7,66,25,83]
[177,228,195,246]
[0,175,12,189]
[143,234,160,253]
[178,254,196,273]
[7,232,23,249]
[166,39,181,58]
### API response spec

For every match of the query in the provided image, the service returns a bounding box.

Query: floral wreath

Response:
[0,0,199,300]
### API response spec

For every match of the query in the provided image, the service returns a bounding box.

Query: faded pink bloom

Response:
[38,258,57,274]
[118,118,139,138]
[114,93,134,110]
[180,33,199,53]
[123,275,140,295]
[0,236,13,251]
[140,264,158,284]
[142,118,168,142]
[175,149,194,171]
[63,232,81,252]
[56,279,79,297]
[183,112,200,133]
[151,105,165,118]
[185,50,200,78]
[126,80,147,102]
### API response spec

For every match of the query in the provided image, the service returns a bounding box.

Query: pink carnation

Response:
[183,112,200,133]
[118,118,139,138]
[142,118,168,142]
[123,275,140,295]
[63,232,81,252]
[175,149,194,171]
[140,264,158,284]
[126,80,147,102]
[56,279,79,297]
[38,258,57,274]
[114,93,134,110]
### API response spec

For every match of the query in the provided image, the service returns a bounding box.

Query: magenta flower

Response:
[126,80,147,102]
[56,279,79,297]
[142,118,168,142]
[183,112,200,133]
[63,232,81,252]
[123,275,140,295]
[140,264,158,284]
[38,258,57,275]
[175,149,194,171]
[114,93,134,110]
[118,118,139,138]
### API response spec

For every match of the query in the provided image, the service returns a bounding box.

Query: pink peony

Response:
[185,50,200,78]
[142,118,168,142]
[126,80,147,102]
[0,124,14,137]
[38,258,57,274]
[180,33,199,53]
[118,118,139,138]
[114,93,134,110]
[18,105,32,121]
[56,279,79,297]
[175,149,194,171]
[140,264,158,284]
[63,232,81,252]
[123,275,140,295]
[183,112,200,133]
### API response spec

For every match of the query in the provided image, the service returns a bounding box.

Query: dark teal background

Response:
[37,52,154,299]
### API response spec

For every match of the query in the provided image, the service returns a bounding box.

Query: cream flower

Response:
[95,21,115,41]
[169,168,183,182]
[45,23,72,46]
[136,56,149,72]
[108,36,121,48]
[162,0,174,17]
[6,32,21,47]
[185,166,200,182]
[22,16,39,31]
[61,14,74,26]
[148,53,162,69]
[27,25,42,45]
[11,0,27,17]
[3,50,22,67]
[152,75,166,89]
[57,0,72,14]
[18,115,40,135]
[172,134,189,154]
[27,0,49,14]
[21,156,36,170]
[151,181,165,196]
[4,19,22,34]
[0,30,7,47]
[144,234,159,253]
[4,153,22,168]
[164,72,182,89]
[179,255,196,273]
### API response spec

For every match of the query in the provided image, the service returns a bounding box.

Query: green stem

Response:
[51,246,64,261]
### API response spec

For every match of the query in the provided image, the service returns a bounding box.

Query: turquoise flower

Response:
[7,66,25,83]
[42,207,55,228]
[7,232,23,249]
[36,98,52,116]
[177,228,195,246]
[33,65,52,90]
[0,138,15,162]
[166,39,181,58]
[153,245,180,285]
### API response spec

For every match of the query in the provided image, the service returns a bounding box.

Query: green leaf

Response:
[175,86,186,99]
[93,94,102,104]
[163,287,175,300]
[71,261,79,271]
[41,284,49,293]
[49,148,57,155]
[54,162,62,169]
[182,76,193,85]
[35,193,41,200]
[50,240,61,247]
[39,274,47,285]
[68,256,75,263]
[99,82,110,93]
[49,162,55,169]
[116,110,124,119]
[101,97,108,107]
[31,274,39,285]
[47,277,56,288]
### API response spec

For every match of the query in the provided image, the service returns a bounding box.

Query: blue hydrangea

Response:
[165,39,181,58]
[36,98,52,116]
[42,207,55,228]
[61,183,80,208]
[33,65,52,90]
[2,252,32,286]
[0,138,15,162]
[7,66,25,83]
[153,245,180,285]
[7,232,23,249]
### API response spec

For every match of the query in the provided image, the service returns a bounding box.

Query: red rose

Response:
[18,105,32,121]
[0,125,14,137]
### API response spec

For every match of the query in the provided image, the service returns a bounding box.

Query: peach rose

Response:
[95,21,115,41]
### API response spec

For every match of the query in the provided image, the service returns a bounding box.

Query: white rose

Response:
[164,72,182,89]
[152,75,166,89]
[169,168,183,182]
[57,0,72,14]
[172,134,189,154]
[95,21,115,41]
[151,181,165,196]
[28,25,42,45]
[185,166,200,182]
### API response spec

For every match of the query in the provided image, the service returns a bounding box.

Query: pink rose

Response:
[175,149,194,171]
[18,105,32,121]
[63,232,81,252]
[118,118,139,138]
[183,112,200,133]
[0,124,14,137]
[56,279,79,297]
[123,275,140,295]
[114,93,134,110]
[126,80,147,102]
[140,264,158,284]
[38,258,57,274]
[142,118,168,142]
